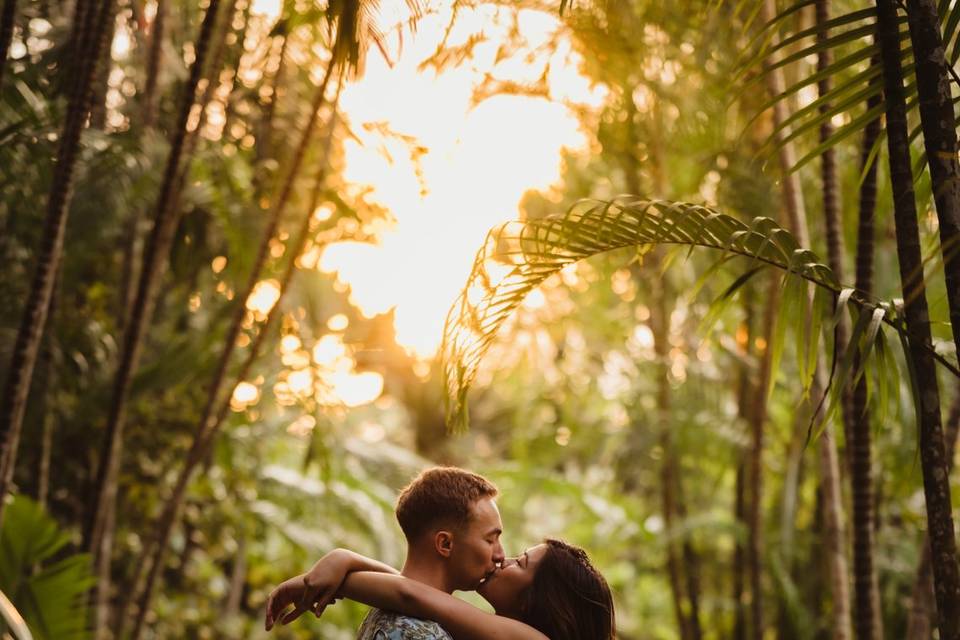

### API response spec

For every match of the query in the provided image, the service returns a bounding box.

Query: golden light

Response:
[246,279,281,316]
[312,335,347,367]
[313,205,334,222]
[522,288,547,310]
[230,381,260,411]
[327,313,349,331]
[287,369,314,397]
[323,5,602,358]
[211,256,227,273]
[281,350,311,369]
[250,0,281,18]
[287,414,316,437]
[280,334,302,353]
[331,371,384,408]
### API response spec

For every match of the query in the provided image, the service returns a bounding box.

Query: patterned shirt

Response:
[357,608,453,640]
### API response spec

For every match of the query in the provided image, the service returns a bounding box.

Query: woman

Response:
[265,539,615,640]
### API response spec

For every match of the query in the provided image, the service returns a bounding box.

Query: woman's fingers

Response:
[280,603,311,625]
[312,587,338,618]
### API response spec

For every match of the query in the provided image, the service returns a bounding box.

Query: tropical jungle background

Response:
[3,0,960,638]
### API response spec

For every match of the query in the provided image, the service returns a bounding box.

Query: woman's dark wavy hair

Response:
[521,539,616,640]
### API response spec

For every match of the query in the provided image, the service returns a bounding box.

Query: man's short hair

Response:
[395,467,498,541]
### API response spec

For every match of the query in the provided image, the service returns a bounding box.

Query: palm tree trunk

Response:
[733,460,747,640]
[141,0,164,128]
[849,50,884,640]
[904,0,960,371]
[223,532,247,621]
[222,0,252,136]
[640,93,703,640]
[733,291,754,640]
[876,1,960,637]
[0,0,17,89]
[815,0,857,479]
[759,2,852,635]
[125,69,338,640]
[258,27,289,165]
[35,272,60,510]
[83,2,223,636]
[905,393,960,639]
[661,429,692,640]
[811,372,851,640]
[89,0,117,130]
[0,0,113,531]
[118,210,141,332]
[747,270,779,640]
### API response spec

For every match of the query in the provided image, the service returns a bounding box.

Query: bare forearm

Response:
[316,549,399,577]
[338,572,548,640]
[338,572,433,617]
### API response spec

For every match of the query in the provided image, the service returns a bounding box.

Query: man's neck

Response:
[400,551,454,594]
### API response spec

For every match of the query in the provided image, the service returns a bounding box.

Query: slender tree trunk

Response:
[141,0,164,128]
[223,532,247,621]
[747,271,780,640]
[849,50,885,640]
[0,0,113,530]
[733,461,747,640]
[0,0,17,89]
[85,0,222,553]
[661,430,692,640]
[35,273,60,510]
[733,291,754,640]
[816,0,854,453]
[905,0,960,369]
[906,393,960,638]
[258,27,288,164]
[118,210,141,332]
[759,2,852,635]
[222,0,252,137]
[619,101,701,637]
[876,1,960,637]
[89,1,117,130]
[811,373,851,640]
[126,71,338,640]
[84,3,223,637]
[676,491,703,640]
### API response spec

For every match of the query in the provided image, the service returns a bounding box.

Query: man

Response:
[265,466,505,638]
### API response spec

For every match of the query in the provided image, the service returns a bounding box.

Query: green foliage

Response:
[441,197,948,431]
[0,496,93,640]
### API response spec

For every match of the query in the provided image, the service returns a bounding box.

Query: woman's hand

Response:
[264,550,352,630]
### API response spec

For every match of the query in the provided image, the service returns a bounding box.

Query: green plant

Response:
[0,496,93,640]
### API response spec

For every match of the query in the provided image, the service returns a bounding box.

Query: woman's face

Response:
[476,543,548,618]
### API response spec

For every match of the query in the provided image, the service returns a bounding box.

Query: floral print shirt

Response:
[357,608,454,640]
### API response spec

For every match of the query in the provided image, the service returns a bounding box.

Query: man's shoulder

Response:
[357,608,453,640]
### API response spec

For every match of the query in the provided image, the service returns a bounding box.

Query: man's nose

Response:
[493,542,506,565]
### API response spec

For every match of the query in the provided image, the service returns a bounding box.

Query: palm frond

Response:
[734,0,959,175]
[441,198,960,430]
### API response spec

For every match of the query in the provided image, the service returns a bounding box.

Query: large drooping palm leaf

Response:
[441,198,957,430]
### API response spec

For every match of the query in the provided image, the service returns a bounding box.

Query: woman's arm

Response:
[306,548,400,587]
[265,549,400,630]
[339,572,548,640]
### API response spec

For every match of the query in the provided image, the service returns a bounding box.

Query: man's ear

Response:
[434,530,454,558]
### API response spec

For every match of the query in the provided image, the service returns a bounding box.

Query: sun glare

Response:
[331,371,384,408]
[250,0,281,19]
[321,5,603,358]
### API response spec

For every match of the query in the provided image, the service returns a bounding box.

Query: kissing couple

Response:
[264,466,616,640]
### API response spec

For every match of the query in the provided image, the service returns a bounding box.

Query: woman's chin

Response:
[476,582,499,610]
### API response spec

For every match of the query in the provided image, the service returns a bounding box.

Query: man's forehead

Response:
[470,497,503,530]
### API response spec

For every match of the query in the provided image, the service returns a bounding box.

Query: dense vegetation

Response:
[2,0,960,638]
